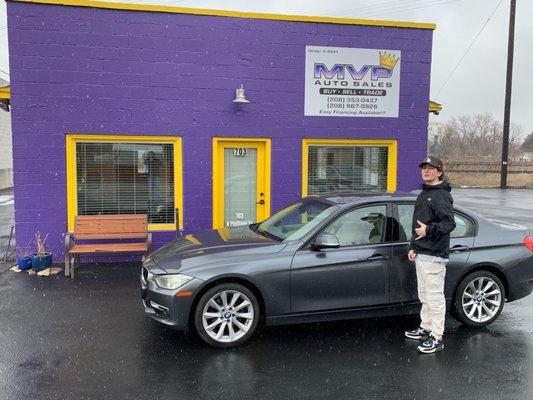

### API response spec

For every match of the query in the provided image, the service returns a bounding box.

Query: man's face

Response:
[420,164,441,183]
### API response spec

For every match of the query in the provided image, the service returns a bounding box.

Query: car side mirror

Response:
[312,233,340,250]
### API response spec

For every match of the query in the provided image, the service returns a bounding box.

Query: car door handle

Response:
[450,245,470,252]
[367,254,389,261]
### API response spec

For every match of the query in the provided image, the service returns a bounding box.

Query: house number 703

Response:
[233,148,247,157]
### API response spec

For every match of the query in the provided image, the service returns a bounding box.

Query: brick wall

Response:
[7,2,433,257]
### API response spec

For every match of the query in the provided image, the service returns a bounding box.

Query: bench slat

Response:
[70,243,149,254]
[73,214,149,240]
[74,233,148,240]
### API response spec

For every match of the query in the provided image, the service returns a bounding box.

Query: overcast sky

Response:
[1,0,532,137]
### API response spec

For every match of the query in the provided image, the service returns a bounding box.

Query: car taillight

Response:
[524,235,533,252]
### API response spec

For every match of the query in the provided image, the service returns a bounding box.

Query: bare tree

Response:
[434,114,523,160]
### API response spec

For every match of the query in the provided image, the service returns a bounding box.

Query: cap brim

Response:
[419,162,440,169]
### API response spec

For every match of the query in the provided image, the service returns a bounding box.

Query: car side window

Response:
[397,204,414,241]
[451,213,474,238]
[396,204,474,240]
[323,205,387,247]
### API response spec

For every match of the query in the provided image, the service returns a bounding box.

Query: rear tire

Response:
[194,283,260,348]
[452,270,505,327]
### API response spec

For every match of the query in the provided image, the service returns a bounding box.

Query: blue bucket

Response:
[31,253,53,272]
[17,256,32,271]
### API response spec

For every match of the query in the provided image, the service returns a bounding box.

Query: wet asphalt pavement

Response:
[0,189,533,400]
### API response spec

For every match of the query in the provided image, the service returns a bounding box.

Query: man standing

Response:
[404,156,456,354]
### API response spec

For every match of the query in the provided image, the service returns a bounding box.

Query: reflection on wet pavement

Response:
[1,263,532,399]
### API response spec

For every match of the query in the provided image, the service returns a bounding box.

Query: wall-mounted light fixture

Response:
[233,84,249,104]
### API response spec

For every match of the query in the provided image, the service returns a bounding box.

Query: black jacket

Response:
[409,181,456,259]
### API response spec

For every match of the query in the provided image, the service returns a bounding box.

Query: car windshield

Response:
[255,198,338,241]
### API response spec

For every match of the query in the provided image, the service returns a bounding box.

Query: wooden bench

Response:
[64,214,152,279]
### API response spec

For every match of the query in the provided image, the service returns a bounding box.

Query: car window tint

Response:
[323,205,387,247]
[397,204,414,241]
[397,204,473,240]
[451,213,474,238]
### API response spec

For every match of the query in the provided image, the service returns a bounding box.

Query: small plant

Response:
[35,231,49,257]
[16,240,33,259]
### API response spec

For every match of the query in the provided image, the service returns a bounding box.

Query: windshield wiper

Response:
[252,224,283,241]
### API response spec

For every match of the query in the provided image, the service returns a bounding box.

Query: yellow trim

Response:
[212,137,271,229]
[13,0,436,30]
[301,138,397,196]
[428,100,443,114]
[0,86,9,100]
[66,134,183,232]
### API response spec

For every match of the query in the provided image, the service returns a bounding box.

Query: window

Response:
[66,135,183,231]
[323,205,387,247]
[255,198,338,241]
[302,139,397,196]
[397,204,414,241]
[396,204,474,241]
[451,213,475,238]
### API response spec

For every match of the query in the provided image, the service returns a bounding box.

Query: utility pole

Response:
[500,0,517,188]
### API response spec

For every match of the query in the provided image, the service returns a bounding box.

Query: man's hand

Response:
[408,249,416,261]
[414,220,427,240]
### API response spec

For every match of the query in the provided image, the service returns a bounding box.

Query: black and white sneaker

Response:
[405,327,431,341]
[417,335,444,354]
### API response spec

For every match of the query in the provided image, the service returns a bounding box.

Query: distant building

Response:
[0,77,12,189]
[518,152,533,162]
[428,121,445,156]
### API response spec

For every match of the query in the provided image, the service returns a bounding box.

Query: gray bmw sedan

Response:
[141,192,533,347]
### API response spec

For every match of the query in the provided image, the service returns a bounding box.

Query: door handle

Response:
[450,245,469,252]
[367,254,389,261]
[256,199,265,205]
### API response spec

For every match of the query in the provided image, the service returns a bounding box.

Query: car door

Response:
[389,203,475,304]
[290,204,391,313]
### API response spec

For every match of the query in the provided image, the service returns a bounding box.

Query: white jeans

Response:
[415,257,447,341]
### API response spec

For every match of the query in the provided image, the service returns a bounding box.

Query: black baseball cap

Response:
[418,155,443,170]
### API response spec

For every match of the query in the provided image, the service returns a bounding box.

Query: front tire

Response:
[452,270,505,327]
[194,283,260,348]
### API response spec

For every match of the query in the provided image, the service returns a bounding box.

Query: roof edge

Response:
[9,0,437,30]
[0,86,10,100]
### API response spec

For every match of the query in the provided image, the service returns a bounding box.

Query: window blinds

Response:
[76,142,175,224]
[307,145,388,194]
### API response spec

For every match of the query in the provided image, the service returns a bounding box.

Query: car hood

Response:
[147,225,287,274]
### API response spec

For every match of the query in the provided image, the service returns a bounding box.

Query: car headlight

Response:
[154,274,193,290]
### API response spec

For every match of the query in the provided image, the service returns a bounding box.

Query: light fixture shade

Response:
[233,84,249,103]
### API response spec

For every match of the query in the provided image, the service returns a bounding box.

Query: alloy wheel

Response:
[462,276,502,323]
[201,290,255,344]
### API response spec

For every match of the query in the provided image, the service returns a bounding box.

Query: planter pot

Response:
[31,253,53,271]
[17,256,33,271]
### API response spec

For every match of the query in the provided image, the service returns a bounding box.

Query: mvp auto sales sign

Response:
[304,46,401,118]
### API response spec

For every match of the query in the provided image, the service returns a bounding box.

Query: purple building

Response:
[6,0,435,259]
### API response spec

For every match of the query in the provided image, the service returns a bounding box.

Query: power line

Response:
[326,0,461,18]
[436,0,505,96]
[327,0,423,17]
[360,0,462,18]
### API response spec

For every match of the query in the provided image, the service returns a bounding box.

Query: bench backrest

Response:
[74,214,148,240]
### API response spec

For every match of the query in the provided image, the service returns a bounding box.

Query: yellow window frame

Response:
[66,134,183,232]
[301,138,397,196]
[212,137,272,229]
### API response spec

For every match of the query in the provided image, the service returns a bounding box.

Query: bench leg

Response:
[65,253,71,276]
[71,255,78,280]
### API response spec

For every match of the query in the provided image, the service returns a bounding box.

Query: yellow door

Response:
[213,138,271,229]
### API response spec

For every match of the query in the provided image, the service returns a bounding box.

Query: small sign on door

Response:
[233,148,247,157]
